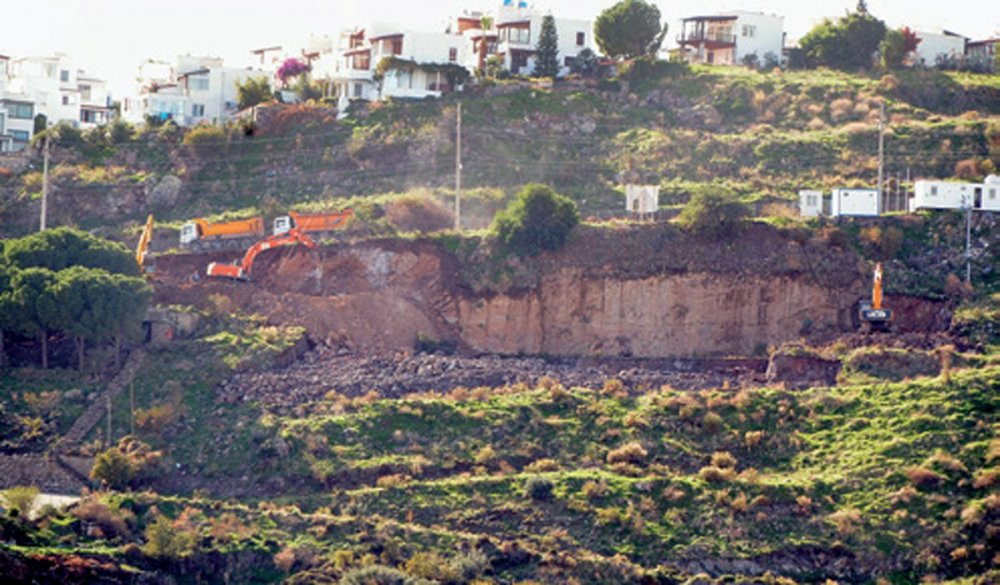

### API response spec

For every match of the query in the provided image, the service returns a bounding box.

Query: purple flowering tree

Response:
[276,58,310,87]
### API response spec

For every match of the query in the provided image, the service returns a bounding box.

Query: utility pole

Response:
[965,198,972,284]
[106,393,112,449]
[130,381,135,436]
[877,102,886,214]
[40,133,50,231]
[454,102,462,231]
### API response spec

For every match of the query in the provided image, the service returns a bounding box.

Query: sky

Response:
[3,0,998,97]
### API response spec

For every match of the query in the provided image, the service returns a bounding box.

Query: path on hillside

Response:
[55,350,146,451]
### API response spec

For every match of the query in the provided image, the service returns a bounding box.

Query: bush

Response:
[182,124,227,157]
[525,476,554,501]
[90,436,163,489]
[385,196,453,233]
[677,188,749,238]
[710,451,737,469]
[491,183,579,257]
[699,465,736,483]
[142,515,197,558]
[607,441,648,465]
[2,486,39,517]
[341,564,426,585]
[72,497,133,539]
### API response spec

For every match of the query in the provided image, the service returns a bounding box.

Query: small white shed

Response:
[798,190,823,217]
[831,188,879,217]
[625,184,660,215]
[982,175,1000,212]
[911,180,977,211]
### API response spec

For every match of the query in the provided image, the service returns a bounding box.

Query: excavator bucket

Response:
[206,262,247,280]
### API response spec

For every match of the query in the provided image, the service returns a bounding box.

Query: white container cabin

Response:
[831,188,879,217]
[981,175,1000,211]
[798,189,823,217]
[911,180,981,211]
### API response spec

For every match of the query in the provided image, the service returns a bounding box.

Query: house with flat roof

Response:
[677,11,784,66]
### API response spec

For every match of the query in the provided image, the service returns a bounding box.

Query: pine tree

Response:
[533,15,560,78]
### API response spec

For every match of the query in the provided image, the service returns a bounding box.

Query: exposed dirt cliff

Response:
[149,222,935,359]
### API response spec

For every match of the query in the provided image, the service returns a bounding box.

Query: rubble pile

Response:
[216,346,766,407]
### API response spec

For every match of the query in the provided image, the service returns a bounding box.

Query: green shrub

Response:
[677,187,749,238]
[182,124,227,157]
[142,515,196,558]
[90,448,135,490]
[525,475,554,501]
[1,486,39,517]
[491,183,579,257]
[341,564,427,585]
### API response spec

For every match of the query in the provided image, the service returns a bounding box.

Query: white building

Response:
[983,175,1000,211]
[1,53,113,131]
[625,184,660,214]
[912,31,967,67]
[911,179,1000,212]
[965,38,999,71]
[677,11,784,66]
[798,189,824,217]
[491,1,593,76]
[0,54,36,151]
[831,188,879,217]
[122,56,264,126]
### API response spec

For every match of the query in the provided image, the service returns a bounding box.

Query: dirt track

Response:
[217,345,769,407]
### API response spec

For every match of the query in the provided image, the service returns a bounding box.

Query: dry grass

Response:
[607,441,648,465]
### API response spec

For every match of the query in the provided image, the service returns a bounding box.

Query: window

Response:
[741,25,756,38]
[806,194,818,207]
[6,102,33,119]
[62,95,70,105]
[930,186,938,196]
[190,76,209,91]
[192,104,205,117]
[352,52,370,70]
[503,25,530,44]
[576,32,585,46]
[989,188,997,200]
[79,84,91,101]
[449,47,458,62]
[353,83,363,97]
[10,130,29,142]
[60,69,69,82]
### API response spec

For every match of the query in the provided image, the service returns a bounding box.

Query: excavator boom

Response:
[206,228,317,281]
[135,214,155,272]
[859,262,892,331]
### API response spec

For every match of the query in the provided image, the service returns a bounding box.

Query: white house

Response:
[798,189,824,217]
[677,11,784,66]
[122,56,264,126]
[831,188,879,217]
[1,53,113,131]
[491,1,593,76]
[913,31,967,67]
[0,54,36,151]
[965,38,999,71]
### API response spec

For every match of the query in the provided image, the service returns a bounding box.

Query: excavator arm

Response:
[206,228,317,281]
[135,214,155,273]
[859,262,892,331]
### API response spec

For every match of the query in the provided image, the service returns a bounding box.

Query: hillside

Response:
[0,65,998,236]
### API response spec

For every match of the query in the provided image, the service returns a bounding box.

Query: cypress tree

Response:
[533,15,560,78]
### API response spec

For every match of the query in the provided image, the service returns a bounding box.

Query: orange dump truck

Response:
[179,217,265,250]
[272,209,353,236]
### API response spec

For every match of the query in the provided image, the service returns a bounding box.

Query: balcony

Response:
[677,31,737,46]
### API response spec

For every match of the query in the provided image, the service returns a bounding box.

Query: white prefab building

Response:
[911,180,979,211]
[798,190,823,217]
[831,188,879,217]
[982,176,1000,211]
[913,31,967,67]
[677,11,784,66]
[625,185,660,214]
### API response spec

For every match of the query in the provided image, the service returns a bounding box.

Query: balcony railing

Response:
[677,32,737,45]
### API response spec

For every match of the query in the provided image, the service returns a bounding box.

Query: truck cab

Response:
[273,216,293,236]
[179,222,199,246]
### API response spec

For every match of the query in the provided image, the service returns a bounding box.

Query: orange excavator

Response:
[859,262,893,332]
[135,214,155,275]
[205,228,317,281]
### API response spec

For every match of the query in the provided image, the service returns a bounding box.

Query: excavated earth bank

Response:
[153,223,947,359]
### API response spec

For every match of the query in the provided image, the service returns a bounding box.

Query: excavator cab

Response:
[859,263,893,332]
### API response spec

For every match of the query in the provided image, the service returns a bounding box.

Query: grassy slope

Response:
[3,358,996,583]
